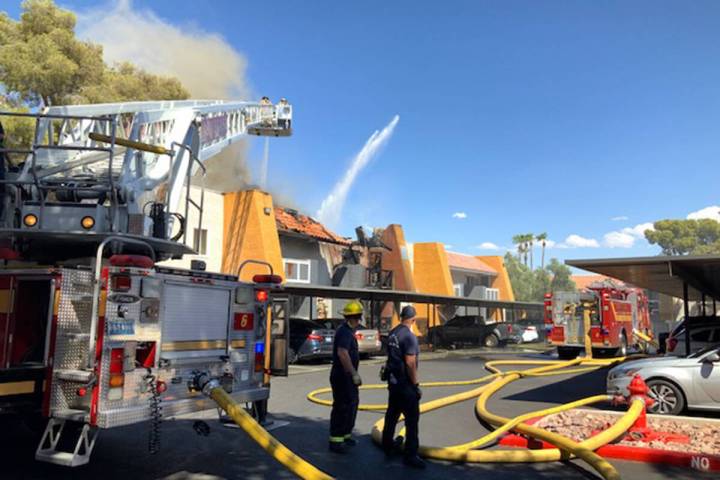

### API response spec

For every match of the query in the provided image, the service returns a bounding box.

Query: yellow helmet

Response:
[342,300,364,316]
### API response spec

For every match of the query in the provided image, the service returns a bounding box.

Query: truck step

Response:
[53,409,90,422]
[54,369,93,383]
[35,450,88,467]
[35,418,98,467]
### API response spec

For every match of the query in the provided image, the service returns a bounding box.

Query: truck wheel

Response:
[616,332,628,357]
[646,379,685,415]
[557,347,579,360]
[483,333,499,348]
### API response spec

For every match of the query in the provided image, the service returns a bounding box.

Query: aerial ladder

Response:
[0,98,290,260]
[0,99,294,467]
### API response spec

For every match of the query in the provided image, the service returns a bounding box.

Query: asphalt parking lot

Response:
[1,351,717,479]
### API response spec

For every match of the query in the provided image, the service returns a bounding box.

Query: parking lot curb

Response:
[499,410,720,473]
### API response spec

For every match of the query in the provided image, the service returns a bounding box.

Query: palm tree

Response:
[526,232,535,270]
[512,234,524,261]
[536,232,548,270]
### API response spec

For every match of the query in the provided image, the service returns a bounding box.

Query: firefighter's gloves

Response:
[414,384,423,400]
[351,372,363,386]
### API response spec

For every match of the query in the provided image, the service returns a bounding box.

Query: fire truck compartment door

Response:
[161,283,231,353]
[269,298,289,376]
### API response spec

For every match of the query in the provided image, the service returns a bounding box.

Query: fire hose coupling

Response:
[188,371,221,396]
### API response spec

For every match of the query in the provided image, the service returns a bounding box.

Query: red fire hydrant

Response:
[614,374,689,444]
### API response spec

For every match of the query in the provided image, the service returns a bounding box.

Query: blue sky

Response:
[6,1,720,264]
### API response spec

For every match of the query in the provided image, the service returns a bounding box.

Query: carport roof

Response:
[566,255,720,301]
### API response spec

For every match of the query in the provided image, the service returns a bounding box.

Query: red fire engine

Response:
[544,281,652,359]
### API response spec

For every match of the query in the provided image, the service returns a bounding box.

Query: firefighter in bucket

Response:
[328,300,363,453]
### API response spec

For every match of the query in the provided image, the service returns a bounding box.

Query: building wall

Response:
[222,190,283,281]
[476,256,515,301]
[450,270,494,316]
[159,186,224,272]
[281,235,327,320]
[413,242,454,333]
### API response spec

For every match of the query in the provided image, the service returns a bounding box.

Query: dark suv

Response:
[428,315,520,349]
[289,318,335,363]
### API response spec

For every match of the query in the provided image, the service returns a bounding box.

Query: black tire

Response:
[288,348,298,365]
[616,332,628,357]
[646,379,685,415]
[557,347,579,360]
[483,333,500,348]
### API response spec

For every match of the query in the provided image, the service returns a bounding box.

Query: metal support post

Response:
[683,282,691,357]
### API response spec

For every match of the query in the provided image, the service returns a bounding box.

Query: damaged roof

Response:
[275,207,352,246]
[446,251,497,275]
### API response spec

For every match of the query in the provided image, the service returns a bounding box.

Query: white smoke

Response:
[317,115,400,228]
[76,0,253,192]
[76,0,249,99]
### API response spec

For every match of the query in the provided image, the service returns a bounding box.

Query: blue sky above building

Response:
[7,0,720,263]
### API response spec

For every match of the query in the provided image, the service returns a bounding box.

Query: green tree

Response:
[504,252,534,301]
[80,62,190,103]
[526,232,535,270]
[0,1,104,106]
[536,232,548,270]
[505,253,576,302]
[645,219,720,255]
[512,234,525,262]
[547,258,576,292]
[0,0,189,146]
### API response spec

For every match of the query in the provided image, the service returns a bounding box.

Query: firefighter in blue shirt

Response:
[328,300,363,453]
[381,305,425,469]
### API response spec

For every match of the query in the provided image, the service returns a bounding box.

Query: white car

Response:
[607,345,720,415]
[521,326,539,343]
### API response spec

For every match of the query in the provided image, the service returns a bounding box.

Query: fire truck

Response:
[544,281,652,360]
[0,100,292,466]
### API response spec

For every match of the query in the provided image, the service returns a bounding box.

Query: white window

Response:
[453,283,464,297]
[193,228,207,255]
[283,259,311,283]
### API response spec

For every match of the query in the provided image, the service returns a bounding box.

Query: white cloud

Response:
[564,234,600,248]
[603,231,635,248]
[452,212,467,219]
[541,239,557,249]
[602,222,654,248]
[477,242,500,250]
[611,216,629,221]
[687,206,720,222]
[444,244,454,250]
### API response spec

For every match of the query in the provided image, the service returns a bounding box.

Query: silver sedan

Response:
[606,345,720,415]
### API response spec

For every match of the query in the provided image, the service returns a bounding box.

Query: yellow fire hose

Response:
[193,375,333,480]
[633,329,659,350]
[194,355,639,480]
[308,357,641,480]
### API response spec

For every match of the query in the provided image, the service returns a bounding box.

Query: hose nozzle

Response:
[189,372,221,396]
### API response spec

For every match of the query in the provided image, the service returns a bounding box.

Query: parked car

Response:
[321,318,382,358]
[289,318,335,364]
[428,315,521,349]
[607,344,720,415]
[521,325,540,343]
[665,317,720,356]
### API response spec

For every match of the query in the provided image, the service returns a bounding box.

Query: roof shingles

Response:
[275,207,351,246]
[446,251,497,275]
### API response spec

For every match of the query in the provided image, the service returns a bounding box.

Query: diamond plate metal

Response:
[48,268,268,429]
[50,269,94,417]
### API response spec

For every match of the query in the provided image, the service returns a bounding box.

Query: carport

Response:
[567,255,720,356]
[278,284,542,336]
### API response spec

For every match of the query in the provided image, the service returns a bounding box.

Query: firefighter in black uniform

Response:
[381,305,426,469]
[328,300,363,453]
